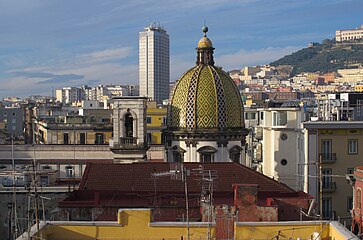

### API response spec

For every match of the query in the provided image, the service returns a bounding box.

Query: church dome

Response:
[168,27,244,130]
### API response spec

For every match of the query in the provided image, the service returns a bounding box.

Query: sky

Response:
[0,0,362,98]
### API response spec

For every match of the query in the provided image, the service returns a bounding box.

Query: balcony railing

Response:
[322,210,336,220]
[319,153,337,163]
[120,137,137,145]
[322,182,337,193]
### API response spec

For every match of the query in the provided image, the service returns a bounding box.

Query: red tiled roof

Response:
[79,162,295,194]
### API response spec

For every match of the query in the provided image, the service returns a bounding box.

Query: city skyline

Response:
[0,0,362,98]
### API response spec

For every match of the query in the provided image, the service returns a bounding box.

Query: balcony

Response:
[322,182,337,193]
[319,153,337,163]
[109,137,149,151]
[120,137,137,145]
[322,210,336,220]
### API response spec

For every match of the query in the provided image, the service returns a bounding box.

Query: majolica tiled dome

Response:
[169,27,244,130]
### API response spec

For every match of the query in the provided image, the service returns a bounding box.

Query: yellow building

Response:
[146,101,167,145]
[23,208,356,240]
[35,115,112,145]
[304,121,363,223]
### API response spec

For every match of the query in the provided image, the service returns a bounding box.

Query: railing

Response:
[120,137,137,145]
[322,210,337,220]
[322,181,337,193]
[319,153,337,163]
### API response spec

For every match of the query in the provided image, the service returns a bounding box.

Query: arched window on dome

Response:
[229,145,243,163]
[198,146,217,163]
[171,145,186,163]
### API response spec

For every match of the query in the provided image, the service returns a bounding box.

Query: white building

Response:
[259,106,306,191]
[336,24,363,42]
[55,87,83,105]
[139,23,170,104]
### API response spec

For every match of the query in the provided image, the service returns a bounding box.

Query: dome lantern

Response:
[196,25,215,66]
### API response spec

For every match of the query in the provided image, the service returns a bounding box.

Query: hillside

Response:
[270,42,363,76]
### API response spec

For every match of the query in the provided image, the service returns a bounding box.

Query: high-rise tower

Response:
[139,23,170,104]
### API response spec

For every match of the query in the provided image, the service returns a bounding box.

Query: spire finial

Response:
[202,20,208,36]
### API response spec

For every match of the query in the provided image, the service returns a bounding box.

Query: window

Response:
[162,117,167,126]
[281,159,288,165]
[171,145,186,163]
[161,133,165,145]
[230,146,242,163]
[200,153,213,163]
[65,166,74,178]
[322,198,333,219]
[147,133,152,144]
[321,139,332,160]
[12,112,15,116]
[198,146,217,163]
[124,113,133,137]
[12,126,16,131]
[173,152,182,163]
[80,133,86,144]
[146,117,152,124]
[245,112,256,120]
[63,133,69,144]
[348,139,358,155]
[322,168,332,189]
[356,188,362,210]
[273,112,287,126]
[347,196,353,212]
[41,166,52,170]
[95,133,104,144]
[260,112,264,120]
[12,119,16,124]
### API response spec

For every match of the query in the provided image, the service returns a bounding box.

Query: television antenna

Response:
[151,163,191,240]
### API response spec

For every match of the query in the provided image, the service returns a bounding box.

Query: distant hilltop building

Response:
[139,23,170,104]
[335,24,363,42]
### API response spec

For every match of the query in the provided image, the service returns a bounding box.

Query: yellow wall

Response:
[146,106,167,145]
[32,209,352,240]
[39,209,210,240]
[235,223,328,239]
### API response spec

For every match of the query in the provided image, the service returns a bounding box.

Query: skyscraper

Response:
[139,23,170,104]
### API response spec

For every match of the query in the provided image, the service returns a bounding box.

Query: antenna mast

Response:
[152,163,190,240]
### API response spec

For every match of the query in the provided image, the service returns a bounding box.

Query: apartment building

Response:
[304,121,363,221]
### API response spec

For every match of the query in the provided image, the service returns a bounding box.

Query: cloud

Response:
[38,73,84,84]
[11,71,55,78]
[9,70,84,84]
[216,46,302,70]
[77,47,132,64]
